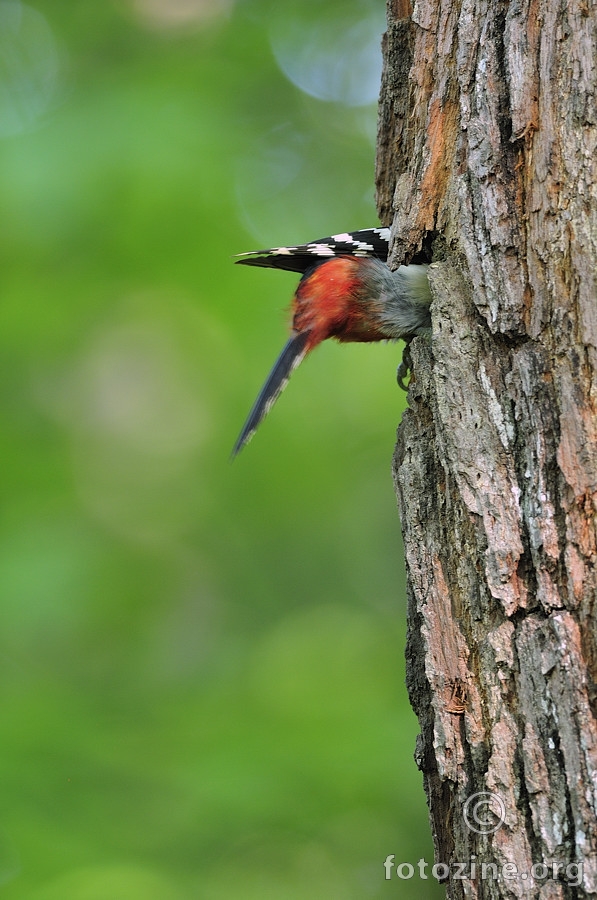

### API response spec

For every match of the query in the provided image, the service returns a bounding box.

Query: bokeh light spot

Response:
[127,0,234,31]
[269,1,385,107]
[0,0,62,138]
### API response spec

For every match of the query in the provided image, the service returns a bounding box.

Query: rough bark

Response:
[377,0,597,897]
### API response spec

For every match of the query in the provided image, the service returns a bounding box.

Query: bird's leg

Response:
[396,341,413,391]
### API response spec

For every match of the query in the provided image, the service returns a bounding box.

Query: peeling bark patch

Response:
[391,0,413,19]
[446,680,468,714]
[417,98,459,233]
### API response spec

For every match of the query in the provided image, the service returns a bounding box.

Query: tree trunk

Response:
[377,0,597,897]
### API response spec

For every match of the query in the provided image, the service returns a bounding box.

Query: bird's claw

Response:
[396,344,413,391]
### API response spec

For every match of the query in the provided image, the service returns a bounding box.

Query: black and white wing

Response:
[235,227,390,274]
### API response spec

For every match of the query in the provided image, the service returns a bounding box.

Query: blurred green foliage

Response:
[0,1,442,897]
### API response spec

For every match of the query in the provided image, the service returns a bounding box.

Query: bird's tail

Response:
[232,331,310,456]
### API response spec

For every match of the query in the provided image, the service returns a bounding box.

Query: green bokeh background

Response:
[0,1,442,896]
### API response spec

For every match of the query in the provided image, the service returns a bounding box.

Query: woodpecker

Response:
[232,227,432,455]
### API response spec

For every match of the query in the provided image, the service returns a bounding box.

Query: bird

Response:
[232,227,432,455]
